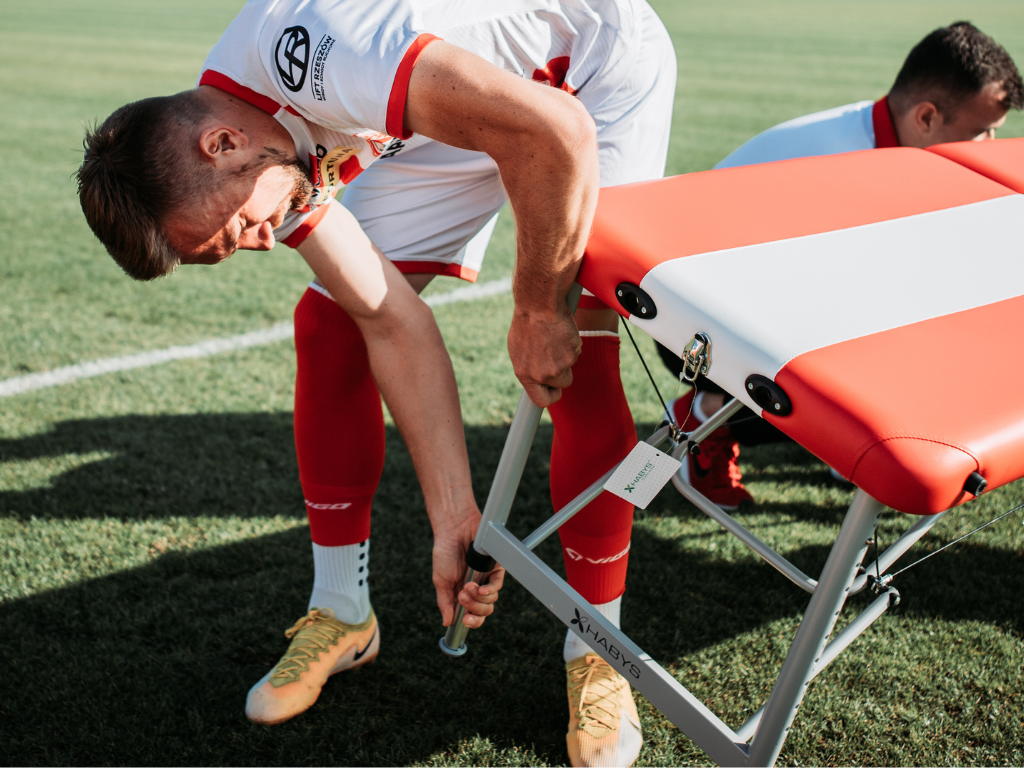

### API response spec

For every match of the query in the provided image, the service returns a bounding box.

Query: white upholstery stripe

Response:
[638,195,1024,411]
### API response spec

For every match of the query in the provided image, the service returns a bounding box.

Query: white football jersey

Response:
[198,0,643,246]
[714,98,899,170]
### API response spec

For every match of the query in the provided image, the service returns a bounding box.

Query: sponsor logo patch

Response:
[276,26,310,92]
[307,143,363,203]
[379,139,405,159]
[316,143,358,187]
[310,33,335,101]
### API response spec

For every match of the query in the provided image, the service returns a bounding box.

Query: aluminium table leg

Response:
[747,489,885,766]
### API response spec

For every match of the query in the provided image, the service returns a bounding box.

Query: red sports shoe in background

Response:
[669,391,754,511]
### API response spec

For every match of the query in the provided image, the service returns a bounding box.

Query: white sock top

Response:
[308,540,372,624]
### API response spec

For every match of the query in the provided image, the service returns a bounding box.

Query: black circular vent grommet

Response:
[615,283,657,319]
[745,374,792,416]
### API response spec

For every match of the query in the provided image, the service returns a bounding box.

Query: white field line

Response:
[422,276,511,306]
[0,277,512,398]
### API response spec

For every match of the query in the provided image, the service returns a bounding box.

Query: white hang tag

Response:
[603,441,682,509]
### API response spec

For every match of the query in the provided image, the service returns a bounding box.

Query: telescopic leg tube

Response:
[438,567,487,656]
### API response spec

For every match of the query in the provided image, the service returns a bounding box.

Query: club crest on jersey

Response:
[276,26,310,92]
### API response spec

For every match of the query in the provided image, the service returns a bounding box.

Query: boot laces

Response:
[569,656,624,736]
[269,608,348,685]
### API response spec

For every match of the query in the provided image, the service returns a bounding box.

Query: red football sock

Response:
[293,287,385,546]
[549,333,637,604]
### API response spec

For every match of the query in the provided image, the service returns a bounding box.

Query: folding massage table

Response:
[441,138,1024,766]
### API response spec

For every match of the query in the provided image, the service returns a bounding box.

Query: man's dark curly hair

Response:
[889,22,1024,117]
[76,91,213,280]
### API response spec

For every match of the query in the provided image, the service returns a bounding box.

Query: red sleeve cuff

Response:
[282,203,333,248]
[386,33,441,140]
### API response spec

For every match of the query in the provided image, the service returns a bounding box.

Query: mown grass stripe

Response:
[0,277,512,398]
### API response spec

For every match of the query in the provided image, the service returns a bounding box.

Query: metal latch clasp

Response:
[680,332,712,383]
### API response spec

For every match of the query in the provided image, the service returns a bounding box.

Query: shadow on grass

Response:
[0,415,890,526]
[0,413,306,522]
[0,415,558,526]
[2,414,1023,764]
[3,518,1023,766]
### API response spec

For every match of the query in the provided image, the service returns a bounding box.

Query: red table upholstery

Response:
[581,141,1024,514]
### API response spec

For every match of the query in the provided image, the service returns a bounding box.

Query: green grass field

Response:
[3,1,1024,765]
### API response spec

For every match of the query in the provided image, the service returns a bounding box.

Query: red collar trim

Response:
[198,70,300,117]
[872,96,899,148]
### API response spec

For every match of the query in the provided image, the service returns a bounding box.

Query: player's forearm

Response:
[359,306,479,531]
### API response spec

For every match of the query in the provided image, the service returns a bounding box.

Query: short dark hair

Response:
[889,22,1024,117]
[76,91,213,280]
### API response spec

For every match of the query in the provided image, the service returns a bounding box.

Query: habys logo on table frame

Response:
[570,609,642,679]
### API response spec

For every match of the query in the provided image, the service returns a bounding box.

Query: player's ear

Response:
[198,125,246,164]
[912,101,941,136]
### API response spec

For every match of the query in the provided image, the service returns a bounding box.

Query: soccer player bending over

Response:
[77,2,677,765]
